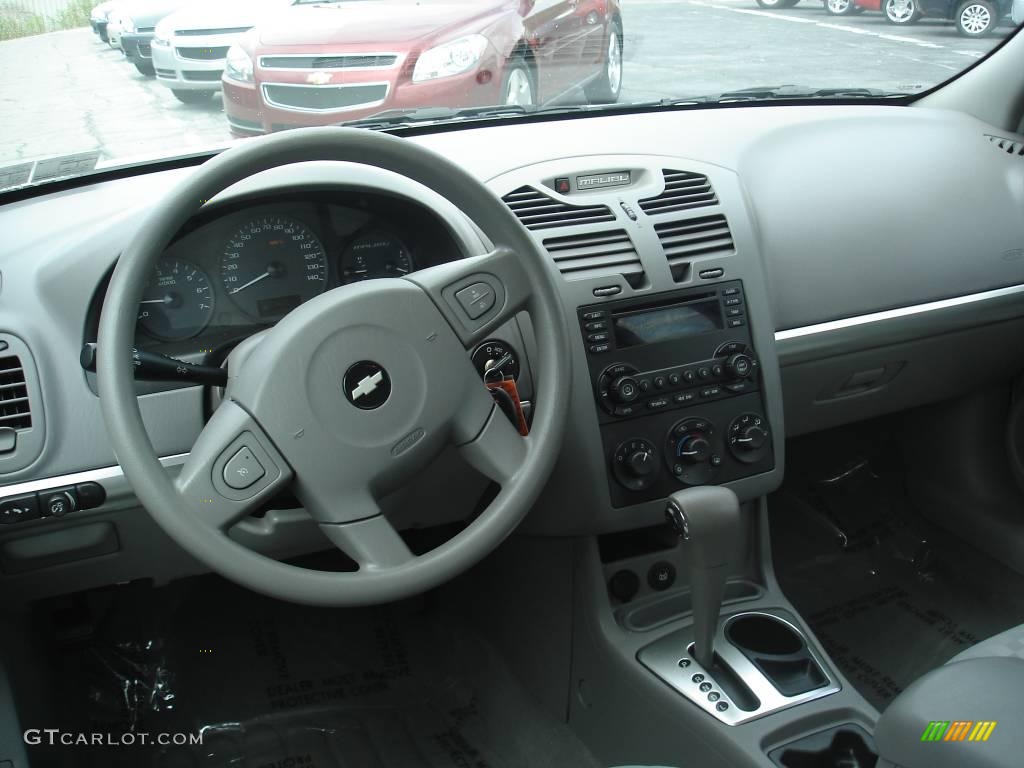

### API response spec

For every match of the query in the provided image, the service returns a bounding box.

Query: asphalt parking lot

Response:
[0,0,1014,167]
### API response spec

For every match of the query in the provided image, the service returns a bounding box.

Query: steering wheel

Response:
[97,128,570,606]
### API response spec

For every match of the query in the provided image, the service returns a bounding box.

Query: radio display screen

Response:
[612,299,722,347]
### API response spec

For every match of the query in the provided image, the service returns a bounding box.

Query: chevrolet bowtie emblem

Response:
[306,71,333,86]
[343,361,391,410]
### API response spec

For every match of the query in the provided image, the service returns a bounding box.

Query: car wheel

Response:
[134,61,155,78]
[501,59,535,107]
[584,21,623,104]
[756,0,800,7]
[884,0,921,22]
[172,90,211,105]
[825,0,859,14]
[956,0,997,34]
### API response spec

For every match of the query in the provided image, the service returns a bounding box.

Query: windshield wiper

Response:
[341,87,907,131]
[677,85,908,103]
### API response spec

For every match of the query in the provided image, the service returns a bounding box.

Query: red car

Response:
[222,0,624,136]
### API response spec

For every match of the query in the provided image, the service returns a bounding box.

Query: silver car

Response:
[151,0,294,104]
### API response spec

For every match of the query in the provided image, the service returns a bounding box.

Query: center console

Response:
[578,280,775,508]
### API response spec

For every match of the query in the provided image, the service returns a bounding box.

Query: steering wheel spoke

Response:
[319,513,413,570]
[174,400,294,531]
[408,245,537,349]
[457,402,529,485]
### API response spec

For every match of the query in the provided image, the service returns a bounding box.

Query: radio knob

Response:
[725,353,754,380]
[609,375,641,404]
[678,435,712,464]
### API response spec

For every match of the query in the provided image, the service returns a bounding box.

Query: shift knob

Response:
[665,486,741,670]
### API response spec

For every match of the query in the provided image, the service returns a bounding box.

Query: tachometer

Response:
[221,216,328,321]
[136,258,215,341]
[340,230,413,284]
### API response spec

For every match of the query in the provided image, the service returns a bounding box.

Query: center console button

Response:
[638,379,651,393]
[647,398,670,410]
[589,343,611,353]
[582,310,605,321]
[0,494,40,524]
[724,297,742,307]
[668,373,681,386]
[653,376,667,389]
[683,370,696,384]
[711,364,723,378]
[698,367,711,380]
[584,320,607,332]
[588,332,609,343]
[673,392,695,404]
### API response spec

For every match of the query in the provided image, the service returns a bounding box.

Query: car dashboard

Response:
[3,103,1024,600]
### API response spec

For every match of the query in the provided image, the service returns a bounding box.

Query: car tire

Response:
[955,0,997,34]
[756,0,800,7]
[584,21,623,104]
[884,0,921,22]
[825,0,859,14]
[133,61,155,78]
[501,57,535,107]
[172,90,212,105]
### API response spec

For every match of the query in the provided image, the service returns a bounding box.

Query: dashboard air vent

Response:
[542,229,644,286]
[0,354,32,430]
[655,214,735,281]
[986,134,1024,156]
[639,170,718,215]
[502,186,615,231]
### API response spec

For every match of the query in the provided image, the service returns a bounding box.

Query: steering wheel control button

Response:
[455,282,496,319]
[41,490,76,518]
[343,361,391,410]
[223,447,266,490]
[647,561,676,591]
[0,494,40,524]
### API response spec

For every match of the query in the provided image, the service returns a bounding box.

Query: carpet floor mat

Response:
[23,577,600,768]
[769,465,1024,712]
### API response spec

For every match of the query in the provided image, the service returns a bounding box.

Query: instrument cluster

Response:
[130,192,457,355]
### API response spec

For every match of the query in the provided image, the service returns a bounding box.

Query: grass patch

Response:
[0,0,95,41]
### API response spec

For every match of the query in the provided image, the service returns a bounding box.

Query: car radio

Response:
[578,281,774,507]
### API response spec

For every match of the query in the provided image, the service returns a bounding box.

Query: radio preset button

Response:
[668,373,681,386]
[683,370,696,384]
[698,367,711,380]
[653,376,667,389]
[711,364,723,378]
[639,380,651,393]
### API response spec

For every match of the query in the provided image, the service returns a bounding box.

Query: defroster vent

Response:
[639,170,718,215]
[542,229,644,286]
[502,186,616,231]
[986,134,1024,157]
[0,354,32,430]
[655,214,735,282]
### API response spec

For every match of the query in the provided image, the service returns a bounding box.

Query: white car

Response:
[151,0,294,104]
[106,7,126,50]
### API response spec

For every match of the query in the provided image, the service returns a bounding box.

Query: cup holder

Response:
[727,614,804,655]
[725,613,827,697]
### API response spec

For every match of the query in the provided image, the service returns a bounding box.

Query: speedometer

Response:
[136,258,214,341]
[221,216,328,321]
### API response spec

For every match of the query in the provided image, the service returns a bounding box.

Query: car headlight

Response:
[412,34,488,83]
[121,16,135,33]
[225,44,254,83]
[153,19,171,46]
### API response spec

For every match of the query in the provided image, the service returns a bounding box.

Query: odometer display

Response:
[136,258,215,341]
[340,230,413,283]
[221,216,328,320]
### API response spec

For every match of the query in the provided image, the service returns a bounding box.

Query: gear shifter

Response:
[665,486,741,669]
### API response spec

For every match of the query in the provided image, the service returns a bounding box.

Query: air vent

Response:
[502,186,616,231]
[986,134,1024,156]
[0,355,31,430]
[655,214,735,281]
[542,229,644,286]
[639,170,719,215]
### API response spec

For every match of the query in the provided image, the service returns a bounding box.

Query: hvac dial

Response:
[221,215,328,321]
[136,258,215,341]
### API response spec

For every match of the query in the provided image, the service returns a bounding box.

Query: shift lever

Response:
[665,486,741,670]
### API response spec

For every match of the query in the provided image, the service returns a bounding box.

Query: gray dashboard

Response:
[2,103,1024,596]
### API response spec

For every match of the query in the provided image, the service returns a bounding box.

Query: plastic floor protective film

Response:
[27,576,601,768]
[769,459,1024,712]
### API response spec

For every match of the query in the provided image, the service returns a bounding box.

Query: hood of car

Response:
[255,0,507,47]
[125,0,191,26]
[162,0,293,32]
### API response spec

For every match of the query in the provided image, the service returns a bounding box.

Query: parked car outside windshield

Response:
[0,0,1020,189]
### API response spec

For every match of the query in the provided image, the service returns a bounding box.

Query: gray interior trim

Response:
[0,453,188,498]
[775,283,1024,367]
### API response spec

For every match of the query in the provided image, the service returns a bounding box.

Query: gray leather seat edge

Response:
[873,624,1024,768]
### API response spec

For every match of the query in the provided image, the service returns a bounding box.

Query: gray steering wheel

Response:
[98,128,570,606]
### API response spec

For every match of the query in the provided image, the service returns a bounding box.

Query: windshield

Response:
[1,0,1020,188]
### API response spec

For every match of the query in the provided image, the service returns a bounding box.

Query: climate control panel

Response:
[579,282,775,508]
